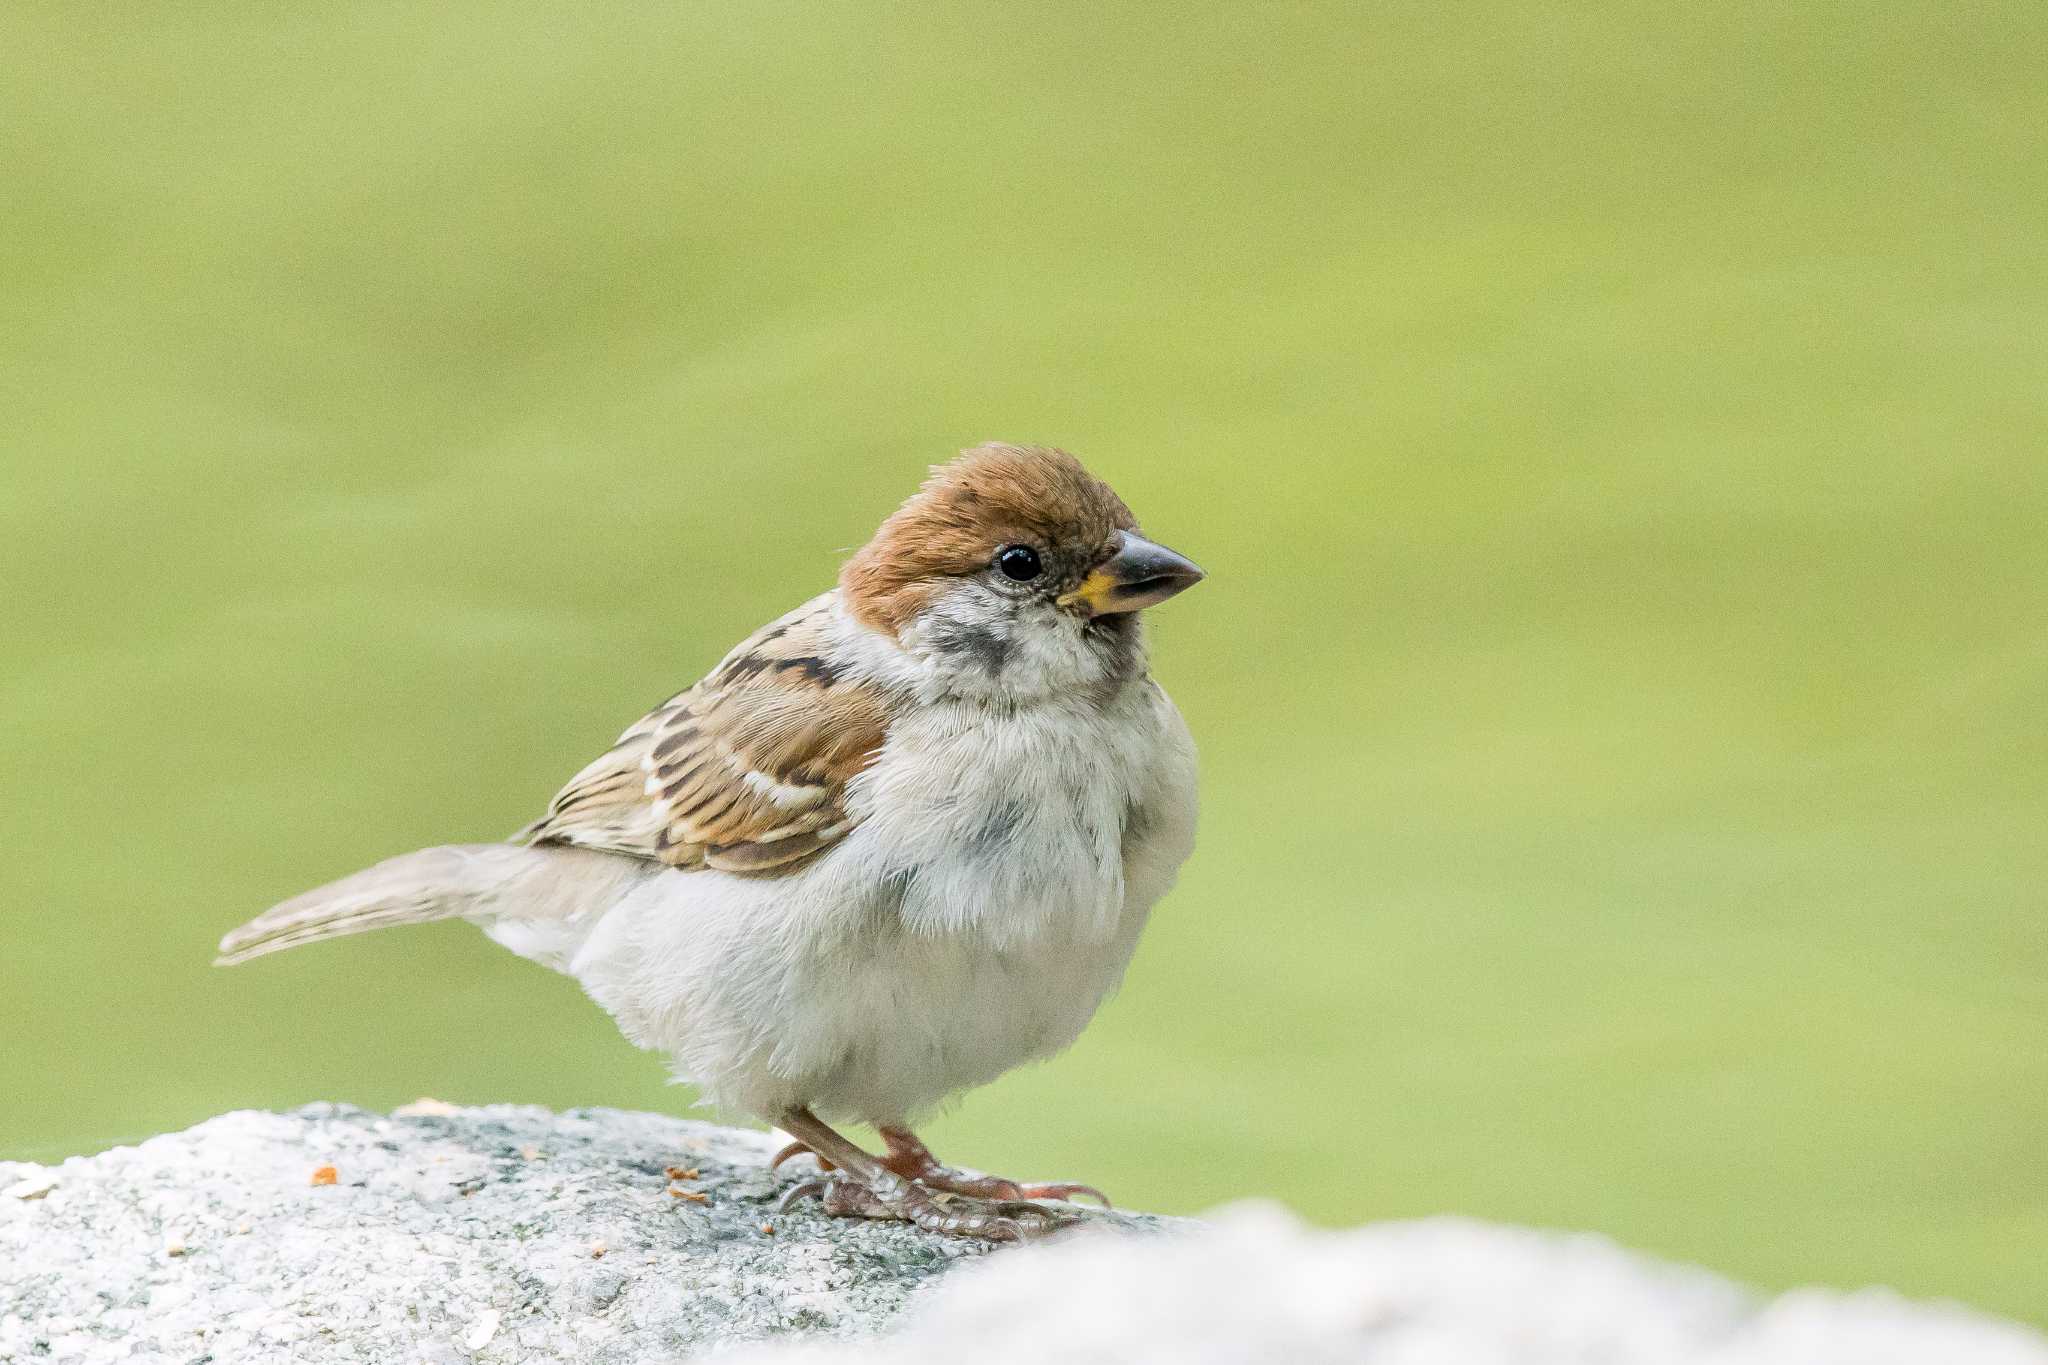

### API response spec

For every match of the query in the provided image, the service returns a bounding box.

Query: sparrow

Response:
[217,443,1203,1240]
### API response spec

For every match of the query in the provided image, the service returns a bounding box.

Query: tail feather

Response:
[215,843,631,966]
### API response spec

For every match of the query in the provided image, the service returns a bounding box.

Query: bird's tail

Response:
[214,842,632,966]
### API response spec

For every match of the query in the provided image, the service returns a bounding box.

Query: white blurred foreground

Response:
[722,1202,2047,1365]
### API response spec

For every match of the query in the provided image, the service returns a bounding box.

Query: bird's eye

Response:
[995,545,1043,582]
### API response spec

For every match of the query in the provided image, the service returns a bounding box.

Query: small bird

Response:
[217,443,1202,1240]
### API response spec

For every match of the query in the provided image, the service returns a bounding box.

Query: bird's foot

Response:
[877,1125,1111,1208]
[771,1127,1110,1208]
[776,1169,1072,1241]
[878,1154,1109,1207]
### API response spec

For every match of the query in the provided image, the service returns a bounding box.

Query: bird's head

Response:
[840,443,1204,697]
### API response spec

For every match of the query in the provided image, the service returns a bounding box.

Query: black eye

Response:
[995,545,1043,582]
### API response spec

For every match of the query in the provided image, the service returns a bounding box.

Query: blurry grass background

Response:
[4,0,2044,1323]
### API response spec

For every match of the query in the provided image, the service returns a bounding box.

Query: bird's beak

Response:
[1059,530,1206,616]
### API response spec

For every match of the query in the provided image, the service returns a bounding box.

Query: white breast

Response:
[555,680,1197,1124]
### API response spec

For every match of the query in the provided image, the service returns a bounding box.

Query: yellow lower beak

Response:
[1059,531,1206,616]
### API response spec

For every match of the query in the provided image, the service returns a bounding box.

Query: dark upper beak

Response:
[1059,530,1206,616]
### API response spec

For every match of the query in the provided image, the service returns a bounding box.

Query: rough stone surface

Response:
[4,1105,2044,1365]
[0,1103,1160,1363]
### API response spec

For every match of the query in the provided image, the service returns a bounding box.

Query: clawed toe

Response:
[768,1112,1097,1242]
[770,1140,834,1173]
[889,1167,1111,1209]
[1014,1181,1111,1208]
[926,1194,1063,1241]
[775,1177,833,1213]
[871,1125,1110,1210]
[776,1171,1073,1241]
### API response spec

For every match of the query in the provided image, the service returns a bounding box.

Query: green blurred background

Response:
[4,0,2043,1323]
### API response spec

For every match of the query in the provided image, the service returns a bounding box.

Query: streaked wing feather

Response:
[517,595,889,875]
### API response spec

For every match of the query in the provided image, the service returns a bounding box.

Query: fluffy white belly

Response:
[498,684,1195,1123]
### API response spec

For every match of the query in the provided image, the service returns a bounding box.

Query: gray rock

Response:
[5,1106,2044,1365]
[0,1103,1160,1364]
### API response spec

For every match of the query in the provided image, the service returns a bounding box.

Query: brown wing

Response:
[517,594,891,874]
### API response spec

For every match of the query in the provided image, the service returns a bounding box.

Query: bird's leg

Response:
[773,1107,1069,1241]
[874,1124,1111,1207]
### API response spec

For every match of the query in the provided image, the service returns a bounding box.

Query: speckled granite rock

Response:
[0,1103,1160,1363]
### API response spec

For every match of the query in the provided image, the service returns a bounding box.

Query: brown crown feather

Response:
[840,443,1137,635]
